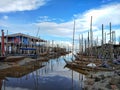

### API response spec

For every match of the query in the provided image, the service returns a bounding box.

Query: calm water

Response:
[1,54,85,90]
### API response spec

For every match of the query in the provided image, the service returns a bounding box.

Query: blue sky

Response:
[0,0,120,46]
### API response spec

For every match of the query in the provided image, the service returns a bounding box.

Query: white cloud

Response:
[38,16,57,22]
[1,2,120,45]
[0,0,48,13]
[3,15,8,20]
[34,3,120,45]
[35,21,74,38]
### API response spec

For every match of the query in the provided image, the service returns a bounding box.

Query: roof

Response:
[4,33,46,42]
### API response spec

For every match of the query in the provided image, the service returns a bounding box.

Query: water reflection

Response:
[1,54,84,90]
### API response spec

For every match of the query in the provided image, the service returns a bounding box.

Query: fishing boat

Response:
[4,56,25,62]
[64,59,113,72]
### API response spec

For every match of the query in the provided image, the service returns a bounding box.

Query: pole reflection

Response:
[1,53,84,90]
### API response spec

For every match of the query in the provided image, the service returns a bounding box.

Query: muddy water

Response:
[1,54,85,90]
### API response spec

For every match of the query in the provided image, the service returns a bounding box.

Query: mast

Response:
[82,34,83,54]
[72,20,75,60]
[90,16,93,58]
[84,39,86,56]
[90,16,93,48]
[110,22,112,43]
[81,34,83,60]
[6,30,8,56]
[105,32,106,44]
[102,24,104,45]
[79,34,80,53]
[109,22,113,61]
[87,31,89,58]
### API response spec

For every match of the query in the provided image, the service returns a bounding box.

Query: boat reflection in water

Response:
[1,54,85,90]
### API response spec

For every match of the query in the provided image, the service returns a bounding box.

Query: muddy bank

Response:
[84,71,120,90]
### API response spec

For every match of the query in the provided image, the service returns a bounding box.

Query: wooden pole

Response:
[102,24,104,45]
[90,16,93,58]
[90,16,93,48]
[105,32,106,44]
[72,20,75,60]
[85,39,86,55]
[79,34,80,53]
[82,34,83,54]
[88,31,89,57]
[6,30,8,55]
[1,30,5,56]
[109,22,113,61]
[110,22,112,43]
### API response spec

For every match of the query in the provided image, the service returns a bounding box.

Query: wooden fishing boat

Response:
[4,56,25,62]
[64,58,113,73]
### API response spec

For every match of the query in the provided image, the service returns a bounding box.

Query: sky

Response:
[0,0,120,47]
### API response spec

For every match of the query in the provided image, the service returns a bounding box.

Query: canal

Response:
[1,54,85,90]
